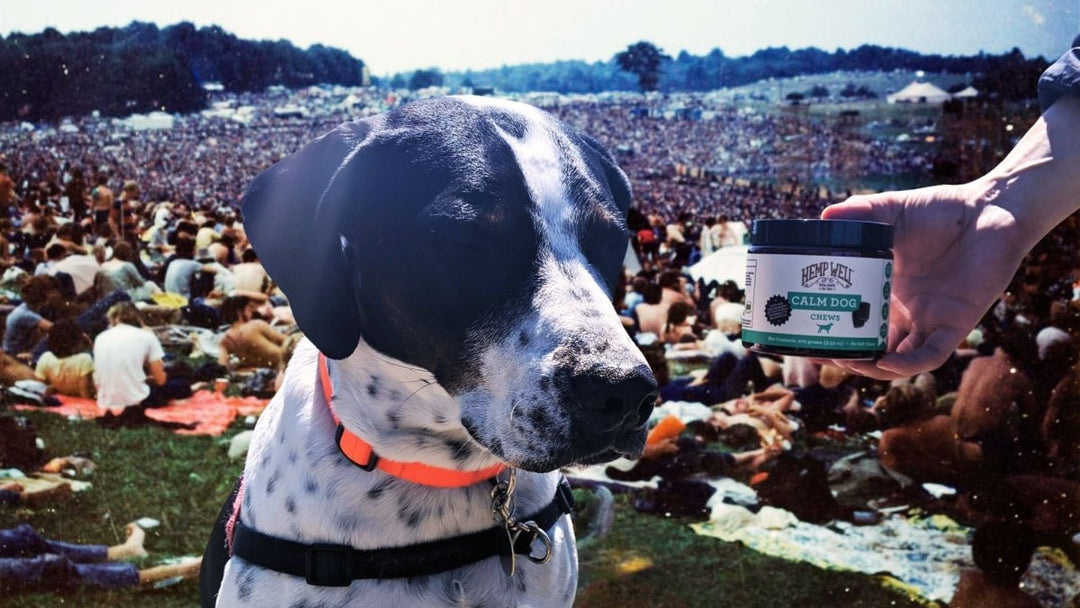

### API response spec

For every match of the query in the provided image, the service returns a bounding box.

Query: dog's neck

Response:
[326,338,505,473]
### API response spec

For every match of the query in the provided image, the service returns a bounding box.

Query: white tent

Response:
[886,81,952,104]
[953,86,979,98]
[686,245,749,289]
[122,112,174,130]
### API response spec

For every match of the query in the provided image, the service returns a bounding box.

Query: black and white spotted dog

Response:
[200,96,657,607]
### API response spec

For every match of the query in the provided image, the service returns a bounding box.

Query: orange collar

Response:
[318,353,506,488]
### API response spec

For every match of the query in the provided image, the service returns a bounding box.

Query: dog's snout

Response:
[570,369,657,430]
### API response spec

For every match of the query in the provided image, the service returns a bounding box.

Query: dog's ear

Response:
[242,121,374,359]
[577,133,633,217]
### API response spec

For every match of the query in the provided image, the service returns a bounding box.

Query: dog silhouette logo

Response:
[816,322,834,334]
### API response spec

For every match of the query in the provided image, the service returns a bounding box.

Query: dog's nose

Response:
[571,368,658,431]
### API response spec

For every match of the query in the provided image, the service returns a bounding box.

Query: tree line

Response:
[0,22,1052,123]
[432,42,1049,101]
[0,21,367,122]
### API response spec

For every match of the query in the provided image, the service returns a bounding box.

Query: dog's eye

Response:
[582,228,630,292]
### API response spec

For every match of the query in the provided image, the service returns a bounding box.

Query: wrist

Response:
[982,95,1080,252]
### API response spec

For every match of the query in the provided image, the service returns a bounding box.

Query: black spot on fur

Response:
[515,572,527,593]
[399,505,423,528]
[433,413,447,425]
[238,564,256,601]
[288,449,298,464]
[518,331,530,346]
[367,478,393,500]
[444,438,474,462]
[303,475,319,495]
[367,376,380,397]
[387,411,402,429]
[266,468,280,495]
[285,495,297,514]
[528,407,551,430]
[336,511,363,530]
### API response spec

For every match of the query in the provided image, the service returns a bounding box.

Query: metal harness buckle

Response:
[490,469,555,576]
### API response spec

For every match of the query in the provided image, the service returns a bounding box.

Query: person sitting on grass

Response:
[34,318,94,399]
[95,240,160,302]
[218,294,288,369]
[0,522,201,591]
[3,275,56,360]
[93,302,190,429]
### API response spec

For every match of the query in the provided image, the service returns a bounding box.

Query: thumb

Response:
[821,192,905,225]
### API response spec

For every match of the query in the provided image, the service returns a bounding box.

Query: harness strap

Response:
[318,353,506,488]
[230,478,575,586]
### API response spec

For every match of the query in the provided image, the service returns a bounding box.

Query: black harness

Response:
[229,477,574,587]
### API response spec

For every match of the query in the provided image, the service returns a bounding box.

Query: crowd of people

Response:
[0,66,1077,604]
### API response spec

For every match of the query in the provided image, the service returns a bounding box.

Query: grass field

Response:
[1,409,929,607]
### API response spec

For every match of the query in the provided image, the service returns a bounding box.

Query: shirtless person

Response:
[229,248,272,296]
[218,295,287,369]
[90,174,114,236]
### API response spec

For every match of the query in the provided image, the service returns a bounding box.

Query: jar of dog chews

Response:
[741,219,893,360]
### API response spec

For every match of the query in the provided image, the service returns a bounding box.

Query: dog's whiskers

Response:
[399,382,436,407]
[371,353,431,376]
[508,398,521,424]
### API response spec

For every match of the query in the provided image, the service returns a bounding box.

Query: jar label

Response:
[741,253,890,353]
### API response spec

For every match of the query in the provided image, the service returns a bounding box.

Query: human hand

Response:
[820,179,1028,379]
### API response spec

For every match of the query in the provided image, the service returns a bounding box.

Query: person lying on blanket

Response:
[0,522,200,591]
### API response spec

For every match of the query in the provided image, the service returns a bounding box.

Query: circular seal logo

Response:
[881,302,889,320]
[882,280,891,300]
[884,262,893,279]
[764,295,792,326]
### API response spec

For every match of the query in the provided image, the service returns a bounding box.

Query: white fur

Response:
[216,340,577,607]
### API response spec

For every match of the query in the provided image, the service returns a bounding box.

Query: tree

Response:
[808,84,829,98]
[409,68,444,90]
[615,41,670,92]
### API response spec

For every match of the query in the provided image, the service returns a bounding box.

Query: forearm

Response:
[984,95,1080,252]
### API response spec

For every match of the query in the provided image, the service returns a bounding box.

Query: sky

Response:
[1,0,1077,76]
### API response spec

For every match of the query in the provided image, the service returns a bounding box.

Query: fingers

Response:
[821,192,903,225]
[822,326,961,380]
[876,329,960,377]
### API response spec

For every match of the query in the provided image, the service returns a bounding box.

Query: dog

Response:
[200,96,657,607]
[817,322,834,334]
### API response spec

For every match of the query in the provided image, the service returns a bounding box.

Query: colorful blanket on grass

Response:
[13,390,269,436]
[692,505,1080,605]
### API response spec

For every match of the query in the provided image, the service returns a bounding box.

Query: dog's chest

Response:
[216,348,578,607]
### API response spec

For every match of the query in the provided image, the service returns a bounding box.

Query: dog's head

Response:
[243,95,656,471]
